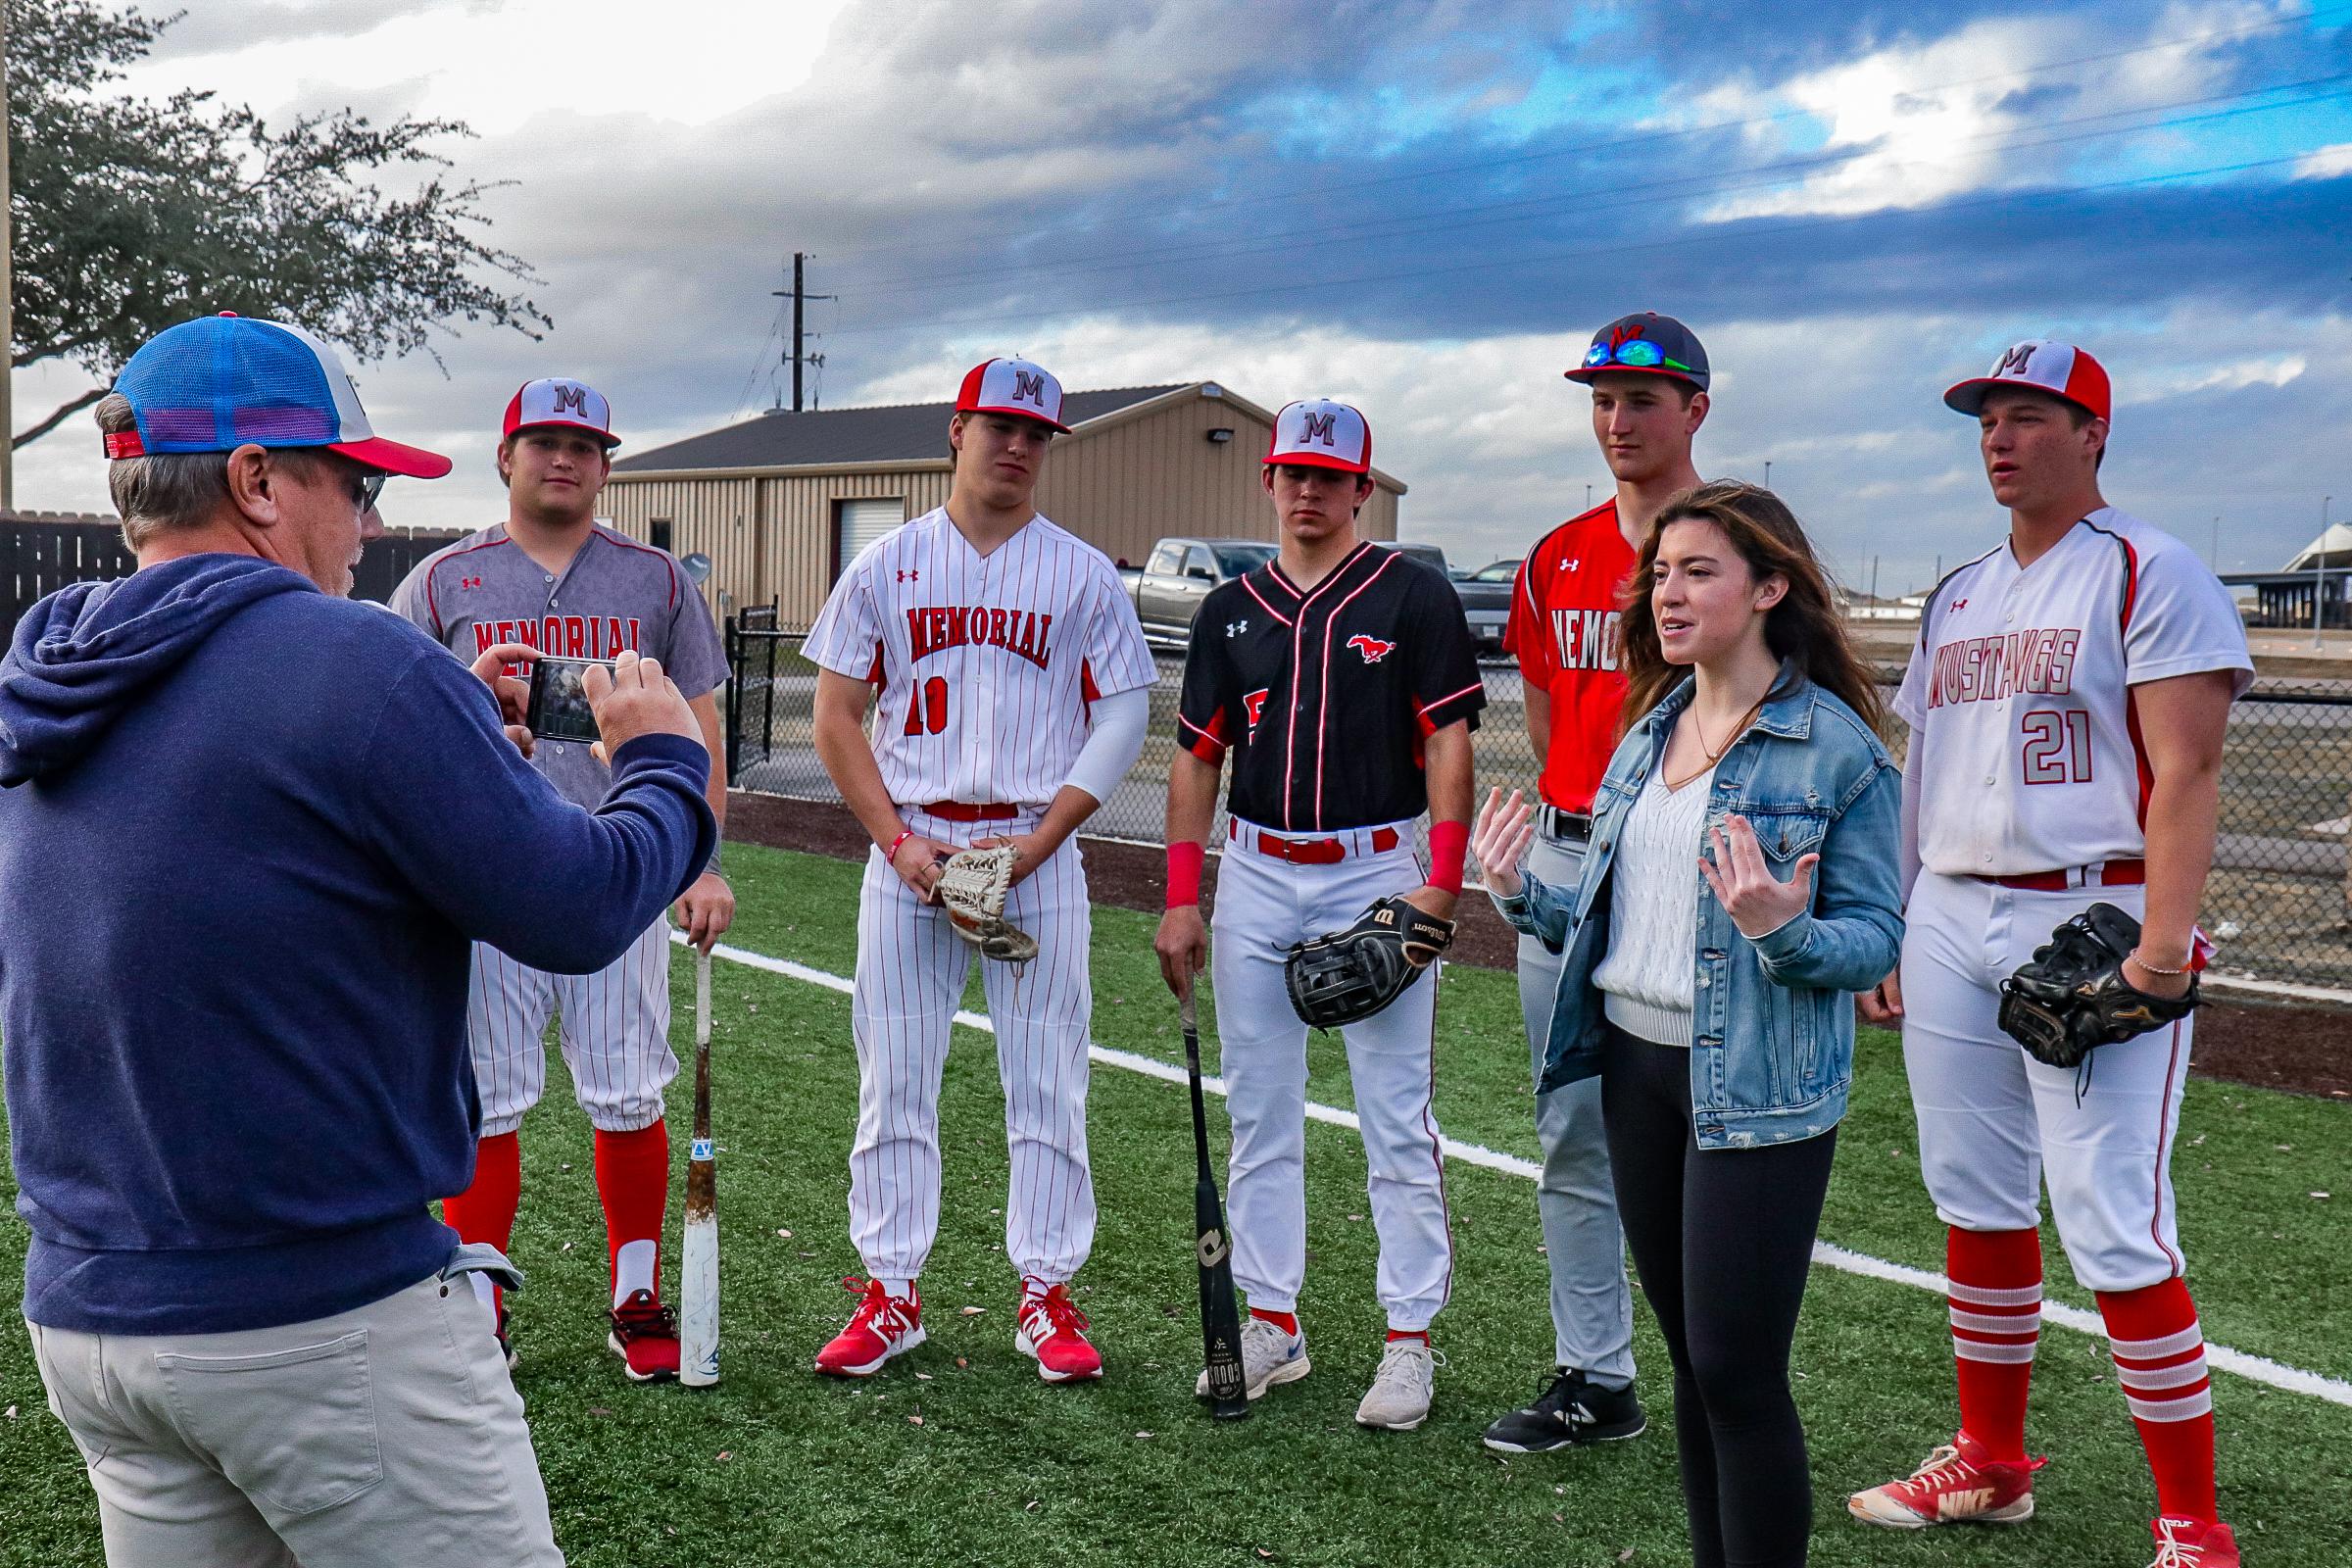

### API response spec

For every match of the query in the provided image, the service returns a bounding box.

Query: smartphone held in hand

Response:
[525,657,612,744]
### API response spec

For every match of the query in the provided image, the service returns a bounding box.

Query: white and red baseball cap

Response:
[1944,340,2111,421]
[955,357,1070,432]
[108,313,451,477]
[1265,398,1372,475]
[503,378,621,447]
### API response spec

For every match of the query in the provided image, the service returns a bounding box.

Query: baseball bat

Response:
[1183,986,1250,1420]
[679,947,720,1387]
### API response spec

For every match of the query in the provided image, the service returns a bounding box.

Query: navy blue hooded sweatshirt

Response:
[0,555,715,1335]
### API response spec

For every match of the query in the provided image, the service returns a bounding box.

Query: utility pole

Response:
[2,0,15,511]
[771,253,835,413]
[1584,482,1592,510]
[2315,495,2334,651]
[2210,514,2221,570]
[1870,554,1880,607]
[1763,459,1773,490]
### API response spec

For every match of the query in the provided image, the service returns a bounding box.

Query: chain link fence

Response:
[726,619,2352,991]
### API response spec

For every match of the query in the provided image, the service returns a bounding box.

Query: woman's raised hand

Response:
[1699,814,1817,940]
[1472,787,1537,901]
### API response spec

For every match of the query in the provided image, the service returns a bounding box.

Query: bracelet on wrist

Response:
[2130,951,2191,977]
[885,827,916,864]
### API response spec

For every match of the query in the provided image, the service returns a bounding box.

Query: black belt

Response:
[1539,806,1592,842]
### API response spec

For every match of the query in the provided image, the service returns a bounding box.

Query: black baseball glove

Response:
[1284,896,1454,1029]
[1996,902,2198,1070]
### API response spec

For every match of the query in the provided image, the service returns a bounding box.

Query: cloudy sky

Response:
[16,0,2351,592]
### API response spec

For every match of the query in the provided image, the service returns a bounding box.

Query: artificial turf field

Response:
[2,839,2346,1567]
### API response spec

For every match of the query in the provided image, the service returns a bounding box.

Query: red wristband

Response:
[1427,819,1468,896]
[885,827,915,864]
[1165,842,1205,907]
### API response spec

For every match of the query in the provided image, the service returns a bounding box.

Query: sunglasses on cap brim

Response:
[1582,340,1696,374]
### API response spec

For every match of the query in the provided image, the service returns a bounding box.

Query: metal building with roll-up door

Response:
[602,381,1404,628]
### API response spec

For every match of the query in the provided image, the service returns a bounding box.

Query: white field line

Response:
[677,931,2352,1411]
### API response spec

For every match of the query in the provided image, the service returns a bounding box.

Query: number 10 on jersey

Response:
[903,675,950,736]
[2021,708,2093,784]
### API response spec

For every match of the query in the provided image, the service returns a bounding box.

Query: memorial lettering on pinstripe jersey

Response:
[1924,627,2082,708]
[471,616,643,663]
[905,605,1056,669]
[1548,607,1621,671]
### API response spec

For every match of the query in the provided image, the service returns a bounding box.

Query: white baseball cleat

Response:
[1195,1315,1310,1400]
[1355,1338,1444,1432]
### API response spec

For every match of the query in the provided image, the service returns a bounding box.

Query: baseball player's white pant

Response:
[848,808,1095,1288]
[1900,871,2192,1294]
[466,917,676,1139]
[1517,831,1637,1383]
[1211,820,1451,1332]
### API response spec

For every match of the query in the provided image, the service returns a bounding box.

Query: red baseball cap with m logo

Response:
[1265,398,1372,475]
[956,358,1071,432]
[503,378,621,447]
[1943,339,2111,421]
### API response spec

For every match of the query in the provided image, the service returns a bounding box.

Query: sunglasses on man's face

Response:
[1583,339,1696,375]
[348,470,387,513]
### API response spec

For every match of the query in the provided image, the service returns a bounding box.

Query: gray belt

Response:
[1540,806,1592,843]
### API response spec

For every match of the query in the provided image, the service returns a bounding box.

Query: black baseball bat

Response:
[1184,986,1250,1419]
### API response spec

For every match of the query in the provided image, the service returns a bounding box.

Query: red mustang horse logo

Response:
[1347,633,1396,664]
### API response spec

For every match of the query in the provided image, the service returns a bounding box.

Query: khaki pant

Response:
[28,1273,563,1567]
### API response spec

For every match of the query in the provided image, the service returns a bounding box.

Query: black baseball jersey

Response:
[1176,542,1485,831]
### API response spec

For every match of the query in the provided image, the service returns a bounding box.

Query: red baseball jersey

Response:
[1502,500,1639,812]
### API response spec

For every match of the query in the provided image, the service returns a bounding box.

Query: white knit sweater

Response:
[1592,762,1716,1048]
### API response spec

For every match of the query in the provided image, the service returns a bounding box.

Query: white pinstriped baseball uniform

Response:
[805,507,1153,1287]
[1895,508,2250,1292]
[390,522,729,1137]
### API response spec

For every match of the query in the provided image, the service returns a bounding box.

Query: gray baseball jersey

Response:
[390,522,731,808]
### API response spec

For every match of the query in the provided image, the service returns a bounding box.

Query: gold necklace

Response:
[1666,695,1765,790]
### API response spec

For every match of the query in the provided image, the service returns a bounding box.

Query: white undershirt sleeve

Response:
[1059,685,1149,807]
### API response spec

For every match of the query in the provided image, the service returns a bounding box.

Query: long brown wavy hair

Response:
[1616,479,1886,735]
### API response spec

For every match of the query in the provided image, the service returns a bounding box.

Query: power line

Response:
[824,149,2319,339]
[841,74,2348,304]
[815,3,2352,273]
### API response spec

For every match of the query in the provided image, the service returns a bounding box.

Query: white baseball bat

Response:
[679,947,720,1387]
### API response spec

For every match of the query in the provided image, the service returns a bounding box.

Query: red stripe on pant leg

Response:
[443,1132,522,1314]
[2098,1278,2217,1528]
[595,1122,670,1302]
[1947,1225,2042,1461]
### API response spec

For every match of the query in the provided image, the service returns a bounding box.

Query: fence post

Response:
[724,614,742,782]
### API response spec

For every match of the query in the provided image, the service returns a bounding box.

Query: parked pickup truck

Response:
[1131,536,1280,646]
[1394,543,1511,655]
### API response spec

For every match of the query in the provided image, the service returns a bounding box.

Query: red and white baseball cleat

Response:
[2150,1519,2239,1568]
[608,1289,680,1383]
[813,1277,925,1377]
[1848,1431,2044,1528]
[1014,1282,1102,1382]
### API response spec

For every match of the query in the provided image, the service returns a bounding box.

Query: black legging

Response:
[1601,1023,1837,1568]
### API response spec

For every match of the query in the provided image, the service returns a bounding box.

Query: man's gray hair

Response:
[94,393,337,550]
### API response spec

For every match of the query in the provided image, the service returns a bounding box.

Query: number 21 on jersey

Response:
[2020,708,2093,784]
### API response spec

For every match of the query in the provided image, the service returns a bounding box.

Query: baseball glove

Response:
[1284,896,1454,1029]
[1996,902,2197,1070]
[936,845,1038,963]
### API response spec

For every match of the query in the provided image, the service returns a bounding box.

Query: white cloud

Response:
[2294,141,2352,178]
[1690,2,2257,221]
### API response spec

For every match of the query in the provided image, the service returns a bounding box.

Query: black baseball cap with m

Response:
[1565,312,1710,393]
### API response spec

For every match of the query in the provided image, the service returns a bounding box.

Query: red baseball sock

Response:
[1250,1307,1299,1336]
[1386,1329,1429,1345]
[1947,1226,2042,1462]
[594,1123,669,1308]
[441,1132,522,1314]
[2098,1278,2217,1528]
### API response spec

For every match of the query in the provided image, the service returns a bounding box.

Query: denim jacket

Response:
[1494,662,1902,1149]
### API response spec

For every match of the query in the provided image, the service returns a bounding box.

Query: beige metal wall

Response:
[605,465,952,627]
[1035,391,1398,564]
[605,389,1402,628]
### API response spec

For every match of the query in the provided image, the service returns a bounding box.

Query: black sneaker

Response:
[1481,1368,1645,1452]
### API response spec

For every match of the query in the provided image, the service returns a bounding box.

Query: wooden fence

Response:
[2,515,461,640]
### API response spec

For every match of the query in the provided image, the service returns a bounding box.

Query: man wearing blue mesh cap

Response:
[0,313,717,1565]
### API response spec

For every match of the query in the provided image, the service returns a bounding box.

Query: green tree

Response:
[8,0,549,447]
